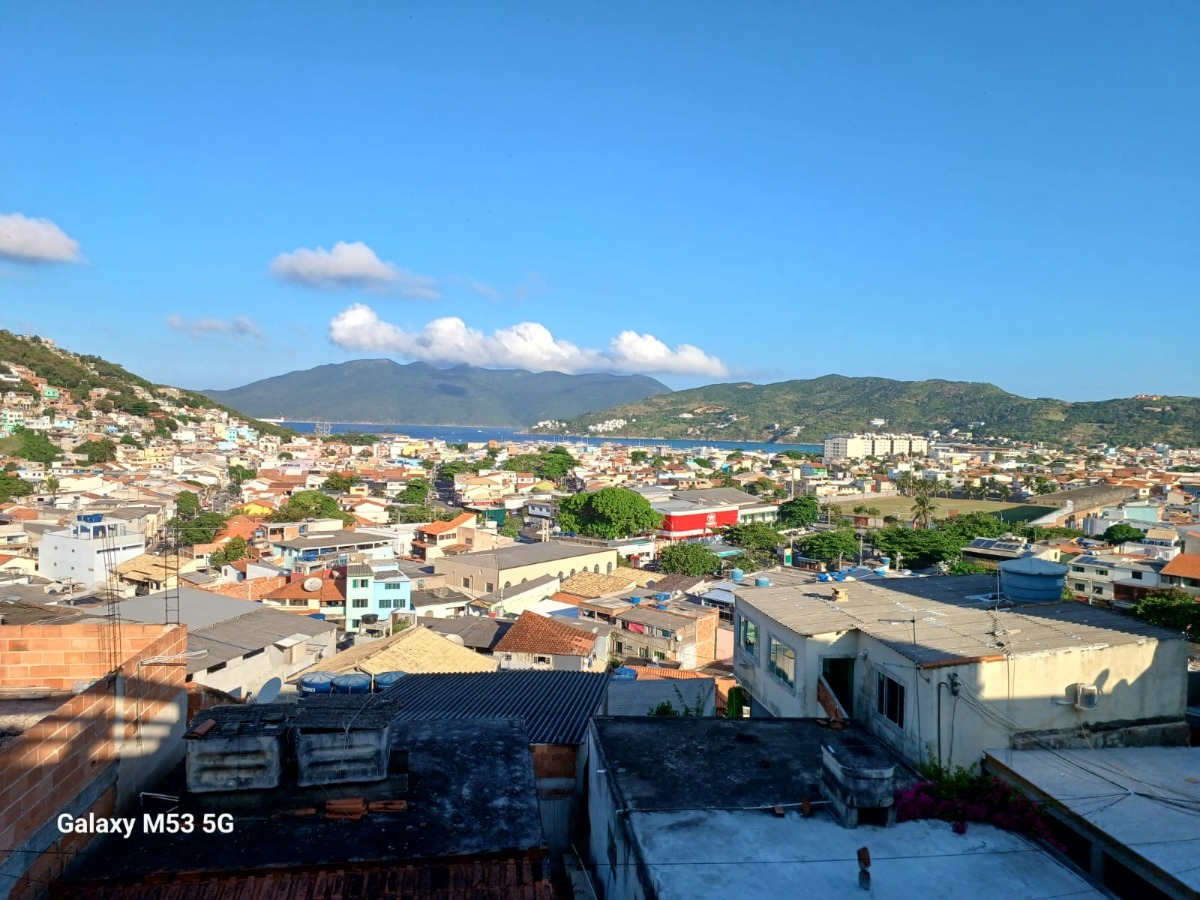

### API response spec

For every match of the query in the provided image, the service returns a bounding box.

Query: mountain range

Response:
[530,375,1200,448]
[201,360,672,426]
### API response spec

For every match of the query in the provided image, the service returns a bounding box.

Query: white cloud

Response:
[166,314,265,341]
[328,304,728,377]
[269,240,439,298]
[0,213,82,264]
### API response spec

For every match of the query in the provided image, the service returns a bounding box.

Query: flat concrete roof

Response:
[436,540,614,572]
[986,746,1200,896]
[736,573,1179,668]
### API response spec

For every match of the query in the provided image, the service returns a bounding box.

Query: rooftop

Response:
[419,615,512,651]
[736,573,1180,669]
[437,540,614,572]
[61,718,548,891]
[494,611,598,657]
[275,530,393,550]
[986,746,1200,896]
[383,670,611,745]
[314,625,498,676]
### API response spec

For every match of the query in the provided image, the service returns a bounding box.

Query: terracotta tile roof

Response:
[419,512,475,536]
[318,626,498,676]
[1161,553,1200,580]
[494,611,597,657]
[262,572,348,603]
[196,575,289,601]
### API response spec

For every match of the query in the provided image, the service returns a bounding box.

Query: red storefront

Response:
[657,506,739,541]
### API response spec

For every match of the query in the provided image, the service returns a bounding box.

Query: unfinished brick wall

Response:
[692,610,719,666]
[0,623,187,900]
[529,744,577,780]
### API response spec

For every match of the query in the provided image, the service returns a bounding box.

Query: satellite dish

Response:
[302,576,322,592]
[254,677,282,704]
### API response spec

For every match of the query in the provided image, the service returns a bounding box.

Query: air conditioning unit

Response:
[1074,683,1099,711]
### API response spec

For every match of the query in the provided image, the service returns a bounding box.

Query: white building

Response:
[39,512,145,588]
[732,569,1187,770]
[823,432,930,461]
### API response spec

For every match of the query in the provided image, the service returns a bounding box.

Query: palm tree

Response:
[912,493,937,529]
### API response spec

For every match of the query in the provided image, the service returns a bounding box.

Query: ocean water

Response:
[278,422,822,456]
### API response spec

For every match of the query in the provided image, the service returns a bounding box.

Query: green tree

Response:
[211,536,248,567]
[44,475,61,500]
[322,472,362,492]
[76,438,117,464]
[397,479,431,505]
[278,451,294,460]
[795,528,858,566]
[871,526,965,570]
[557,488,663,539]
[947,560,992,575]
[175,490,201,520]
[777,496,820,528]
[228,464,257,487]
[659,542,720,576]
[821,502,847,527]
[0,472,34,504]
[912,494,938,529]
[630,450,649,465]
[170,511,229,546]
[9,428,60,463]
[119,433,140,447]
[1102,523,1144,546]
[270,490,354,525]
[1133,590,1200,634]
[722,522,784,554]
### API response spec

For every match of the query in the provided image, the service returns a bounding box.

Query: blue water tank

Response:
[78,513,102,523]
[875,568,889,577]
[880,557,891,567]
[754,577,770,588]
[998,557,1068,603]
[298,671,336,695]
[611,667,638,682]
[655,592,670,602]
[656,603,667,610]
[731,568,745,583]
[818,573,831,583]
[308,612,326,620]
[630,597,642,605]
[331,673,372,695]
[372,671,407,692]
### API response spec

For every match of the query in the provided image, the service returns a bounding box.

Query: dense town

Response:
[2,337,1200,899]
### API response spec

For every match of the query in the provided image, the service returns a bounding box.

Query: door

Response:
[822,657,855,717]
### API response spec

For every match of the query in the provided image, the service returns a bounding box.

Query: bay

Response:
[277,422,822,456]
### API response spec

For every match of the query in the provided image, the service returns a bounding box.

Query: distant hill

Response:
[0,330,293,438]
[534,374,1200,447]
[201,360,673,426]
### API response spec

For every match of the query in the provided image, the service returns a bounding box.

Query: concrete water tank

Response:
[998,557,1068,603]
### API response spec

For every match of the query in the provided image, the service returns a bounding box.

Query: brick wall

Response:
[0,623,187,899]
[529,743,577,780]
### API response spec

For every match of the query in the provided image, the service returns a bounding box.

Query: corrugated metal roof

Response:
[190,607,336,672]
[383,670,611,745]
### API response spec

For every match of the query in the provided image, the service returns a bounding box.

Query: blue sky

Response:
[2,3,1197,401]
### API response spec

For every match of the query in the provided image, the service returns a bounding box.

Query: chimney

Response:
[831,587,849,603]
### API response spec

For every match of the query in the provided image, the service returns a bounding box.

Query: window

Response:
[352,598,368,608]
[660,628,672,639]
[1072,565,1085,573]
[653,651,665,661]
[462,577,470,588]
[485,583,494,593]
[1131,571,1143,580]
[1093,587,1104,595]
[767,636,796,687]
[1096,569,1108,576]
[638,647,649,658]
[378,596,392,609]
[385,581,402,590]
[352,578,368,588]
[350,619,359,628]
[737,614,758,656]
[534,655,550,665]
[876,672,905,729]
[1074,583,1086,592]
[614,640,624,654]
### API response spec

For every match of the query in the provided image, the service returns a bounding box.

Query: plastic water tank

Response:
[611,667,638,682]
[372,671,407,692]
[880,557,891,568]
[298,671,336,695]
[818,573,831,583]
[731,568,745,583]
[331,673,372,695]
[655,592,670,602]
[875,568,889,577]
[754,577,770,588]
[630,597,642,605]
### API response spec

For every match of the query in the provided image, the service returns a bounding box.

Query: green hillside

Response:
[0,330,294,438]
[202,360,672,426]
[536,375,1200,447]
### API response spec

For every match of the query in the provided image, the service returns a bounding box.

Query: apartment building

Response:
[823,432,930,461]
